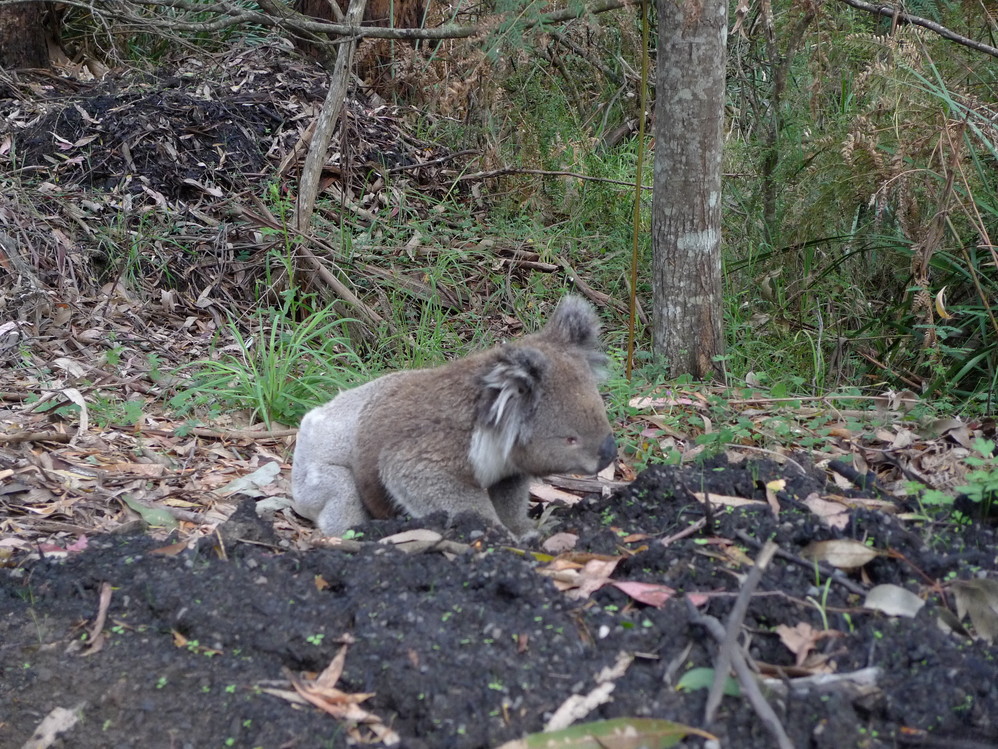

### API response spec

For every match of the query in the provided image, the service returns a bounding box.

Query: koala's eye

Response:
[565,436,579,446]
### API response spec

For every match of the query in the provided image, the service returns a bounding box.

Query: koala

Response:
[290,295,617,538]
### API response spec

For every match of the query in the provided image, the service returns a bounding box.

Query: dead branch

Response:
[239,200,383,329]
[185,427,299,440]
[3,0,636,43]
[457,167,652,190]
[704,541,778,726]
[292,0,367,233]
[0,431,71,444]
[835,0,998,58]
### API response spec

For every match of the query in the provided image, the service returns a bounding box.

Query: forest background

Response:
[0,0,996,466]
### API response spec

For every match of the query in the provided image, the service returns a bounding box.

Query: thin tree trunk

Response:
[651,0,727,380]
[0,3,49,69]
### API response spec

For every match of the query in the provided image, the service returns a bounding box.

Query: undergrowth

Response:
[50,0,993,420]
[171,274,369,428]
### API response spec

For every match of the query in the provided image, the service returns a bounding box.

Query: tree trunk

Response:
[651,0,727,380]
[0,3,49,69]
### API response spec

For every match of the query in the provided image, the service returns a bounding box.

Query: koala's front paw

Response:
[504,517,542,544]
[516,528,542,545]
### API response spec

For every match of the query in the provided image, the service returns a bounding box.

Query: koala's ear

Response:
[476,346,546,438]
[539,295,602,349]
[538,295,608,380]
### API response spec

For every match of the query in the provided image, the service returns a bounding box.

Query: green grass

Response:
[171,290,369,428]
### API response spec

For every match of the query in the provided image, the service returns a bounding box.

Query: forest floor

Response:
[3,40,998,749]
[4,449,998,749]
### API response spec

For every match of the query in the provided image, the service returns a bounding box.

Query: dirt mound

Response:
[4,454,998,748]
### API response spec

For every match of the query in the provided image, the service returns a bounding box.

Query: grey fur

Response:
[290,295,617,538]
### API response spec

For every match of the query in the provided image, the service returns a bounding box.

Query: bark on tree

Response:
[652,0,727,380]
[0,3,49,69]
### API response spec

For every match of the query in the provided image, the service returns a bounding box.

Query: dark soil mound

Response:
[4,455,998,748]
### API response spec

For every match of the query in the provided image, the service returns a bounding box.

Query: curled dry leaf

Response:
[863,584,925,618]
[951,579,998,644]
[282,645,400,745]
[801,539,878,572]
[934,286,953,320]
[776,622,842,668]
[608,581,677,608]
[537,555,621,600]
[801,493,850,530]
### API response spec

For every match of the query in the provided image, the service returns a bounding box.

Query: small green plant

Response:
[172,284,368,427]
[340,529,364,541]
[306,633,324,646]
[903,480,953,517]
[956,438,998,516]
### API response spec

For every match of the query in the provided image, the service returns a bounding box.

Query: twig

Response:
[735,531,867,596]
[384,149,480,174]
[659,517,706,547]
[705,541,778,724]
[688,599,795,749]
[81,582,113,656]
[725,393,918,407]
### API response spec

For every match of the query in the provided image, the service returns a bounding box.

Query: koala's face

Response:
[511,354,616,477]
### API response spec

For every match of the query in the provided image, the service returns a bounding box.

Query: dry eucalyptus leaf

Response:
[542,533,579,554]
[801,539,878,572]
[379,529,443,547]
[801,493,850,530]
[864,584,925,618]
[951,579,998,643]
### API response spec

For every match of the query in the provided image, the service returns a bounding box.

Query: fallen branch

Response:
[0,431,70,444]
[456,167,652,190]
[185,427,298,440]
[292,0,367,234]
[27,0,636,42]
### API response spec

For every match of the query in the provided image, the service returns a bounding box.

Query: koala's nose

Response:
[596,434,617,471]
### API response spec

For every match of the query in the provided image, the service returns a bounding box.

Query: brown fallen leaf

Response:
[540,557,621,600]
[609,581,677,608]
[280,644,400,745]
[776,621,842,668]
[801,539,879,572]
